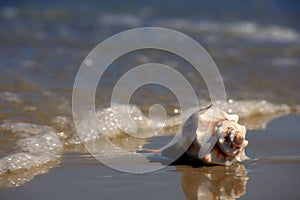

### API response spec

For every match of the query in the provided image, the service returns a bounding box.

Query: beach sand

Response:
[0,115,299,200]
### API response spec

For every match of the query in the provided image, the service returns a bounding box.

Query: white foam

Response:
[75,104,151,143]
[216,100,290,118]
[154,19,300,42]
[0,92,22,104]
[99,13,299,42]
[99,13,142,27]
[98,13,300,42]
[0,123,62,175]
[271,57,299,67]
[215,100,291,129]
[17,131,62,155]
[0,122,53,136]
[75,100,293,143]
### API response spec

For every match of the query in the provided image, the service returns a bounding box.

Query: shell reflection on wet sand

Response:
[178,164,248,200]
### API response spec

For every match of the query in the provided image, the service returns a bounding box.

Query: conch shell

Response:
[162,105,249,165]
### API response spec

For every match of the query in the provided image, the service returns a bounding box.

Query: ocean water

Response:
[0,0,300,190]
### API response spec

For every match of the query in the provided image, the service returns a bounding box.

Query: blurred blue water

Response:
[0,0,299,122]
[1,0,299,28]
[0,1,299,193]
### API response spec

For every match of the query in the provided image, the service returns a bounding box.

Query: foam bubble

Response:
[0,122,53,136]
[0,123,62,176]
[216,100,290,118]
[76,104,151,142]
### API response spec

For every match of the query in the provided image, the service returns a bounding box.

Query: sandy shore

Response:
[0,115,299,200]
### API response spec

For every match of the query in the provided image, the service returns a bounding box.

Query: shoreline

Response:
[0,114,299,199]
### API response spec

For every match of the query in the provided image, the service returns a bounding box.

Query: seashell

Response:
[162,105,249,166]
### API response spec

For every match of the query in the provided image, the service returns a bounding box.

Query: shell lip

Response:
[216,125,248,156]
[217,141,240,157]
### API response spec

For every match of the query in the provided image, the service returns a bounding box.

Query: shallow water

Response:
[0,1,300,199]
[0,115,299,199]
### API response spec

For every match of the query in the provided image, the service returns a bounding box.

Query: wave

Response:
[97,13,300,43]
[0,123,63,187]
[0,99,297,187]
[154,19,300,42]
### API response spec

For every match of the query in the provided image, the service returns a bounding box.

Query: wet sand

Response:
[0,115,299,200]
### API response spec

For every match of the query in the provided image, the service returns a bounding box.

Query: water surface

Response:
[0,1,300,199]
